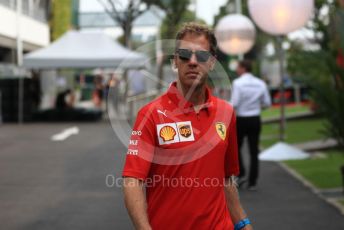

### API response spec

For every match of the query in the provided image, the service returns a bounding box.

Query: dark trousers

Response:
[237,116,261,186]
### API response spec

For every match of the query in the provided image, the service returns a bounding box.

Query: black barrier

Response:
[0,78,38,122]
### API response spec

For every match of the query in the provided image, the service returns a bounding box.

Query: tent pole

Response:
[16,0,23,124]
[18,78,23,123]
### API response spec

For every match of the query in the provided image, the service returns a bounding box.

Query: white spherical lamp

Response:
[248,0,314,35]
[215,14,256,55]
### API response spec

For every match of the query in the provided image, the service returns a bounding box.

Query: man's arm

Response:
[123,177,152,230]
[261,83,271,109]
[224,178,253,230]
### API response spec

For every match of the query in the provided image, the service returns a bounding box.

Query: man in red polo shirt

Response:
[122,22,252,230]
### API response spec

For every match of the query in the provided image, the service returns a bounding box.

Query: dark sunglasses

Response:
[176,49,212,63]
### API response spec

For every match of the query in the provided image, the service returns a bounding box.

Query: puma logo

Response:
[157,109,167,117]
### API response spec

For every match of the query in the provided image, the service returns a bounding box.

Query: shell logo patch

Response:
[215,122,226,141]
[178,124,192,138]
[159,125,177,142]
[156,121,194,145]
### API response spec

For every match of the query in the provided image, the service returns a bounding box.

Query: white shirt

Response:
[230,73,271,117]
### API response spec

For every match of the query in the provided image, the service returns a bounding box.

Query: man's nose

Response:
[188,53,198,65]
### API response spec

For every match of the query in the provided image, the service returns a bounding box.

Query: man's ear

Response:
[171,58,178,72]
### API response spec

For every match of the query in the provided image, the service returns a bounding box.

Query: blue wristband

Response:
[234,218,251,230]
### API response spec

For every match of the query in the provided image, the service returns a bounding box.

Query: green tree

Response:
[148,0,192,91]
[51,0,72,41]
[154,0,193,39]
[287,0,344,147]
[98,0,154,48]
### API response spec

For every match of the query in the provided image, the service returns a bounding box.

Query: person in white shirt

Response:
[231,60,271,190]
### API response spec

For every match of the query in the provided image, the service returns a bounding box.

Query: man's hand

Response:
[224,177,253,229]
[123,177,152,230]
[242,225,253,230]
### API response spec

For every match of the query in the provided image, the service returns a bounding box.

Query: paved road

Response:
[1,122,344,230]
[0,122,131,229]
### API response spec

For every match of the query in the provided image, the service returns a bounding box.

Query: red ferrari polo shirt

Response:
[122,82,239,230]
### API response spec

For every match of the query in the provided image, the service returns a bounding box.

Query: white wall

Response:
[0,4,49,50]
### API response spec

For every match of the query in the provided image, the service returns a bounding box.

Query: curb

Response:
[292,139,338,152]
[262,111,316,124]
[278,162,344,216]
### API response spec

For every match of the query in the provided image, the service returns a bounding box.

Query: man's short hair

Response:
[175,22,217,55]
[238,60,253,72]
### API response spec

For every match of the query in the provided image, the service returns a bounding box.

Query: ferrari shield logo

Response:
[215,122,226,141]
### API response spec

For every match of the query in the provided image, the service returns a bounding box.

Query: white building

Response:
[0,0,50,75]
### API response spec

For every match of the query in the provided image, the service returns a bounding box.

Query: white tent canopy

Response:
[23,31,147,69]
